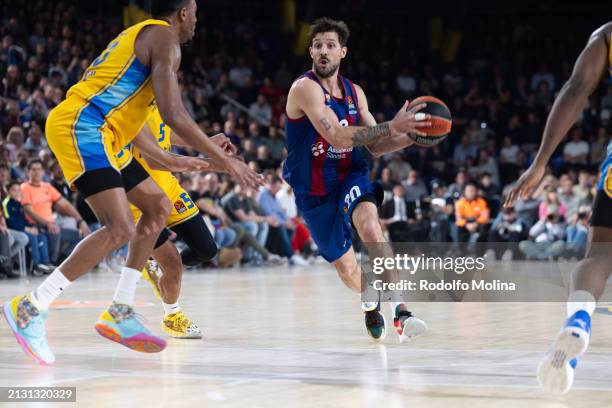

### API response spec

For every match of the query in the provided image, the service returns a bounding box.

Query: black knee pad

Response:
[171,215,218,263]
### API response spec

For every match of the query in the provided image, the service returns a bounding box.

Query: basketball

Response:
[407,96,452,147]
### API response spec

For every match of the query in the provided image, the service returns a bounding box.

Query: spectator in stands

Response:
[249,94,272,126]
[565,206,590,259]
[519,206,566,260]
[228,56,253,88]
[455,183,490,243]
[539,188,567,221]
[453,134,478,166]
[3,181,53,275]
[563,128,589,170]
[222,184,277,265]
[256,145,277,171]
[380,184,427,242]
[20,159,89,264]
[49,160,70,199]
[447,170,468,201]
[265,126,284,163]
[487,207,529,259]
[558,174,581,218]
[402,170,428,202]
[258,177,308,265]
[429,181,453,242]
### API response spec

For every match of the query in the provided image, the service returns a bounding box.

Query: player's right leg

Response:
[537,187,612,394]
[93,160,171,353]
[331,248,387,341]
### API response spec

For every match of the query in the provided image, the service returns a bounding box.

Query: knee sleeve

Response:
[171,215,217,264]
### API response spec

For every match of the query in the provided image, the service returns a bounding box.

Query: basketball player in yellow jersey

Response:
[506,22,612,394]
[115,106,236,339]
[2,0,262,365]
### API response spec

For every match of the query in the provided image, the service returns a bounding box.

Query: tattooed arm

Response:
[352,84,421,157]
[286,78,430,149]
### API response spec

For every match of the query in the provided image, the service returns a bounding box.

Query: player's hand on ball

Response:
[390,100,432,136]
[504,163,546,207]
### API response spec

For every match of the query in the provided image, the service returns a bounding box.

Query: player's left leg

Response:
[351,199,427,343]
[537,188,612,394]
[142,234,202,339]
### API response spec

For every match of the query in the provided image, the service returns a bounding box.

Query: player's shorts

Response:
[592,153,612,228]
[295,169,383,263]
[121,160,200,228]
[45,96,123,197]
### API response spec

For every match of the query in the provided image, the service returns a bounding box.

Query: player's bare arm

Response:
[135,26,262,188]
[506,23,611,206]
[287,77,430,149]
[131,124,211,172]
[353,84,425,157]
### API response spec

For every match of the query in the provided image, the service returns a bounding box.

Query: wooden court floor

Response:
[1,264,612,407]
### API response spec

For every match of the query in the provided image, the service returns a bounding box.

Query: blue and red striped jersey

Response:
[283,71,369,196]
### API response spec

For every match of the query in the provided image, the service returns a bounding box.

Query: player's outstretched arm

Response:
[287,78,430,149]
[131,124,210,172]
[352,84,423,157]
[505,24,610,206]
[140,26,262,189]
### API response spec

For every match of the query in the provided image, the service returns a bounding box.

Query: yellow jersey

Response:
[66,18,169,150]
[118,106,199,227]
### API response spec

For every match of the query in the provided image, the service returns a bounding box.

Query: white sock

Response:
[163,302,181,315]
[567,290,596,317]
[30,269,72,310]
[112,267,141,306]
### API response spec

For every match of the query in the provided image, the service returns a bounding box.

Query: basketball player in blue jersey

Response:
[506,22,612,394]
[284,17,431,342]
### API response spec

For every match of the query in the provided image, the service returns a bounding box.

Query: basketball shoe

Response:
[537,310,591,394]
[95,302,166,353]
[141,259,162,300]
[162,311,202,339]
[3,294,55,365]
[393,303,427,343]
[363,293,386,341]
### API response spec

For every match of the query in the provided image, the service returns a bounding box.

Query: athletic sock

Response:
[30,269,72,310]
[163,302,181,315]
[567,290,596,318]
[112,267,141,306]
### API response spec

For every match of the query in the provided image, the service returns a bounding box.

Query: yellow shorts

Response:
[130,175,199,228]
[45,96,120,187]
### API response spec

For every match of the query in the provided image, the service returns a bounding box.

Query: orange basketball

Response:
[407,96,452,147]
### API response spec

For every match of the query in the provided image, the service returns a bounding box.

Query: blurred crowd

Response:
[0,1,610,277]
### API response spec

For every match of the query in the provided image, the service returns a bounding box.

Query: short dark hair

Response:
[151,0,190,19]
[308,17,350,47]
[7,180,20,190]
[27,159,43,170]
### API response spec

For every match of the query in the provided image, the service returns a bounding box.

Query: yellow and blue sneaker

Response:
[94,302,166,353]
[141,260,162,300]
[2,294,55,365]
[162,311,202,339]
[537,310,591,395]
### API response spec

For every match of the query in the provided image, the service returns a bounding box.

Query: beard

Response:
[313,60,340,78]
